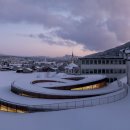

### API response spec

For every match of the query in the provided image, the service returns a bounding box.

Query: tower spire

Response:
[71,51,74,63]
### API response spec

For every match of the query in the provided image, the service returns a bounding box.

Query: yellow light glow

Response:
[71,81,106,91]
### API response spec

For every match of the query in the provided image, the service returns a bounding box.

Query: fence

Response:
[29,82,128,112]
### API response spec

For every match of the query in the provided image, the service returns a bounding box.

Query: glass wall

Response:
[0,101,26,113]
[71,81,106,91]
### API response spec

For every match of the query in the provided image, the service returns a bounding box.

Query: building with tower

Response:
[65,52,80,75]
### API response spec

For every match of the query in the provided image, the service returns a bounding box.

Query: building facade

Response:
[79,57,126,82]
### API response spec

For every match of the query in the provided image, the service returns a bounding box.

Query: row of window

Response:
[82,69,126,74]
[0,102,26,113]
[81,59,126,65]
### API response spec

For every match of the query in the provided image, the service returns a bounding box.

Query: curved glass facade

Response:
[71,81,106,90]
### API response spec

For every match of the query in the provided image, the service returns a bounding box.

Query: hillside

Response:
[84,41,130,58]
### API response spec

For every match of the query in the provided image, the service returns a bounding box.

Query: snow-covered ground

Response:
[0,71,130,130]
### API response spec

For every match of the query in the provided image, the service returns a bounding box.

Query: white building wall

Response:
[126,60,130,85]
[80,58,126,82]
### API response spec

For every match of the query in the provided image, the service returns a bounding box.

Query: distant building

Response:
[35,66,56,72]
[0,65,12,71]
[65,62,80,75]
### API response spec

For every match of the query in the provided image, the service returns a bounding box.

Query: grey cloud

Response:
[0,0,130,52]
[17,34,36,38]
[22,32,78,47]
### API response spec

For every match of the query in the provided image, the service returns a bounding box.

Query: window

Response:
[90,69,93,74]
[123,69,126,73]
[123,60,126,64]
[114,60,118,64]
[102,69,105,74]
[94,60,97,64]
[110,69,113,73]
[94,69,97,73]
[98,69,101,74]
[119,69,122,73]
[98,60,101,64]
[85,60,89,64]
[102,60,105,64]
[106,60,109,64]
[119,60,122,64]
[106,69,109,74]
[85,69,89,74]
[82,69,85,74]
[110,60,113,64]
[114,78,117,81]
[90,60,93,64]
[113,69,116,73]
[82,60,85,64]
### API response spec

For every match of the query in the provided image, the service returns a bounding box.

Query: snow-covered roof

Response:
[25,68,33,71]
[125,49,130,54]
[10,73,118,99]
[0,71,122,102]
[65,62,79,70]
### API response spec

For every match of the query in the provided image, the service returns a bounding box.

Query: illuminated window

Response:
[0,105,8,112]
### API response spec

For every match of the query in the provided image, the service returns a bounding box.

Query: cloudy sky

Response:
[0,0,130,57]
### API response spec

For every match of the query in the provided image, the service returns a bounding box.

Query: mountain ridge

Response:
[84,41,130,58]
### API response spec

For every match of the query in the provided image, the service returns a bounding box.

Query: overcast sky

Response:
[0,0,130,57]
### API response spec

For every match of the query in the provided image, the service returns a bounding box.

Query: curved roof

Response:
[11,74,117,98]
[0,72,127,112]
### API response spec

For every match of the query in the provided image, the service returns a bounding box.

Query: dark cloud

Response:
[0,0,130,51]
